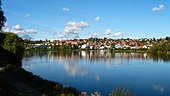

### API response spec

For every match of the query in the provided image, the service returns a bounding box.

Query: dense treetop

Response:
[0,0,6,31]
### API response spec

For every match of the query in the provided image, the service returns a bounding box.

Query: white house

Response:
[115,44,123,49]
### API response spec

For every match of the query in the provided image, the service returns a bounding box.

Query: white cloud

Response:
[104,29,112,35]
[14,24,23,30]
[22,34,33,40]
[94,16,101,22]
[63,7,70,12]
[67,21,76,26]
[24,13,31,17]
[50,32,57,35]
[90,33,98,38]
[3,27,10,32]
[58,34,65,39]
[26,29,37,34]
[9,25,25,34]
[69,33,79,38]
[64,26,80,33]
[3,24,37,39]
[152,4,165,12]
[67,21,89,28]
[58,21,89,39]
[104,29,112,38]
[113,31,122,37]
[64,21,88,33]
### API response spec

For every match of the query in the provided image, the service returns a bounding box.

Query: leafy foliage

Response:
[149,42,170,54]
[0,5,6,31]
[0,32,24,58]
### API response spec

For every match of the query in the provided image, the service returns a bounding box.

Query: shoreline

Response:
[1,48,169,96]
[25,48,170,54]
[0,64,79,96]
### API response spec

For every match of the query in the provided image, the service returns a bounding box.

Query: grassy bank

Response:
[1,64,79,96]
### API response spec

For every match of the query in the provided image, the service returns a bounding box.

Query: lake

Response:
[22,51,170,96]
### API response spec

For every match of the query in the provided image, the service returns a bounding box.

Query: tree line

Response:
[149,40,170,54]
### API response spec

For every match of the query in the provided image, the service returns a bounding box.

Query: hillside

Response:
[0,47,21,67]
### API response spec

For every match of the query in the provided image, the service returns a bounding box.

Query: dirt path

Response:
[0,71,43,96]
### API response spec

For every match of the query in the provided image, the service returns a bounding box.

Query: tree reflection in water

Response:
[23,50,170,63]
[22,50,170,96]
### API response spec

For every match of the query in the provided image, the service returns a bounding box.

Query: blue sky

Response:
[2,0,170,40]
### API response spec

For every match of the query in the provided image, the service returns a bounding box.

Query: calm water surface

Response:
[22,51,170,96]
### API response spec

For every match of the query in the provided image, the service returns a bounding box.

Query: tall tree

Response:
[0,0,6,31]
[2,32,24,56]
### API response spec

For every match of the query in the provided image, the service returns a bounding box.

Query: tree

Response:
[165,37,170,42]
[59,44,66,51]
[0,0,6,31]
[2,32,24,58]
[166,43,170,51]
[149,42,169,54]
[111,43,116,47]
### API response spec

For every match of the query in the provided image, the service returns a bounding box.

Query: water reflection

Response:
[22,51,170,96]
[23,51,170,63]
[23,51,170,76]
[63,62,88,76]
[153,84,165,93]
[24,50,170,77]
[94,74,100,82]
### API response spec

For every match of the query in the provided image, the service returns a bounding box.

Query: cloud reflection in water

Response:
[153,84,165,93]
[63,62,88,77]
[94,74,100,81]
